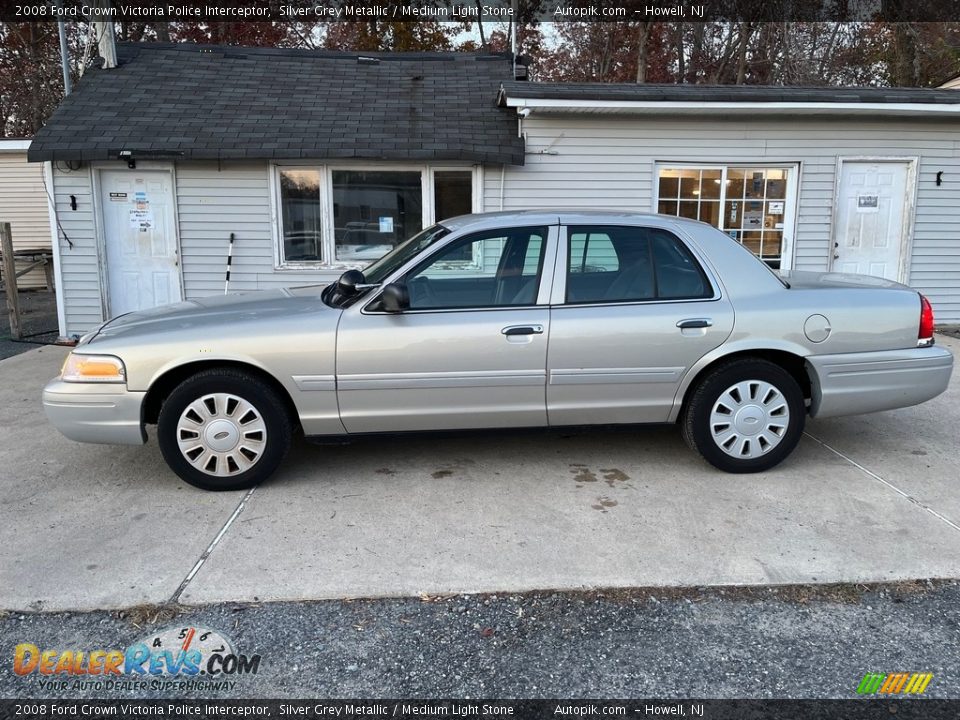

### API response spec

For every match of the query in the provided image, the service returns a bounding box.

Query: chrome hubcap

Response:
[709,380,790,459]
[176,393,267,477]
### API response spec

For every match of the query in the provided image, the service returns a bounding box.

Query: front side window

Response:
[658,165,790,269]
[565,225,711,304]
[403,226,548,310]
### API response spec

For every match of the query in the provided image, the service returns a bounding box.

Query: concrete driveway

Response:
[2,338,959,612]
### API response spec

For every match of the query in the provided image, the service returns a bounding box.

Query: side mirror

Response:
[380,283,409,313]
[336,268,365,296]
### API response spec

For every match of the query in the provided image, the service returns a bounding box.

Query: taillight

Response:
[919,294,935,347]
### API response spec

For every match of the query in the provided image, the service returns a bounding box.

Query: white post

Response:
[224,233,235,294]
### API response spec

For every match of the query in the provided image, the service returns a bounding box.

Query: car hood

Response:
[778,270,912,291]
[89,285,335,343]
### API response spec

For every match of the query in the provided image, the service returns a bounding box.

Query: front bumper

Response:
[42,379,147,445]
[807,345,954,419]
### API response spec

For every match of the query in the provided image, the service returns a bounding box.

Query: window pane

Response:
[700,170,722,199]
[434,171,473,222]
[678,201,699,221]
[280,169,322,262]
[406,227,547,309]
[698,201,721,227]
[658,171,680,199]
[727,168,746,200]
[433,171,473,262]
[741,231,762,255]
[658,200,678,216]
[333,170,422,262]
[651,231,711,299]
[566,226,652,303]
[744,169,767,199]
[766,169,787,199]
[723,200,741,229]
[678,170,700,199]
[761,230,784,261]
[523,235,543,275]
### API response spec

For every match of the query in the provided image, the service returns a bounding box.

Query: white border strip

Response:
[169,486,257,603]
[43,162,68,339]
[0,139,31,152]
[503,97,960,116]
[804,432,960,534]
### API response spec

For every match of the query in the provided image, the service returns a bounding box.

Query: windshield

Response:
[362,224,451,284]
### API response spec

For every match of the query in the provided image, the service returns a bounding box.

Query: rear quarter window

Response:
[650,230,712,299]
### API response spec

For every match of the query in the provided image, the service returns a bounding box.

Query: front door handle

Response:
[502,324,544,336]
[677,318,713,329]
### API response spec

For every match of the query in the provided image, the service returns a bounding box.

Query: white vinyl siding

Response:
[485,115,960,322]
[49,116,960,334]
[175,162,358,299]
[0,149,52,289]
[51,165,104,336]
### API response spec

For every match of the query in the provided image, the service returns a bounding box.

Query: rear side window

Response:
[569,231,619,273]
[565,225,712,304]
[650,231,712,299]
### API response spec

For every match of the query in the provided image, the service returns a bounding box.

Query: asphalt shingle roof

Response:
[499,81,960,105]
[28,43,525,165]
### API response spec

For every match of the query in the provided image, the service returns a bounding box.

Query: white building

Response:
[29,43,960,338]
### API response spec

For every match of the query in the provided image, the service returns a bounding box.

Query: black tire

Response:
[681,358,805,473]
[157,369,292,491]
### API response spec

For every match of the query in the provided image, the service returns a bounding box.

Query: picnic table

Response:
[0,246,54,292]
[1,221,55,340]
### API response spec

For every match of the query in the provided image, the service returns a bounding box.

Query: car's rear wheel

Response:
[681,358,805,473]
[157,369,292,491]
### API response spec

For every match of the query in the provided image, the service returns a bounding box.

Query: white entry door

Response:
[833,160,912,281]
[100,169,181,316]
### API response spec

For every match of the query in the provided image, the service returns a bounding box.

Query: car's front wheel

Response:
[681,358,805,473]
[157,369,292,491]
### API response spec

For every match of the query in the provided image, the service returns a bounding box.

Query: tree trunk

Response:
[475,1,487,51]
[636,22,650,83]
[736,22,750,84]
[674,23,684,83]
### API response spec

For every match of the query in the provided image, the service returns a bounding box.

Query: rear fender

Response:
[669,338,812,422]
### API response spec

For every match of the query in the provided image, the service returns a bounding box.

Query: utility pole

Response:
[55,0,72,94]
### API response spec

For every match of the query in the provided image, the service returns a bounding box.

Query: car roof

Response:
[438,209,706,232]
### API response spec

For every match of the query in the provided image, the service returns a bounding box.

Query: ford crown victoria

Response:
[43,211,953,490]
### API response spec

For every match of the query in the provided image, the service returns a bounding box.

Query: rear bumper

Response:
[42,379,147,445]
[807,345,954,419]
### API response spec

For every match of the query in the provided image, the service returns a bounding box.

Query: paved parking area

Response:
[2,338,959,612]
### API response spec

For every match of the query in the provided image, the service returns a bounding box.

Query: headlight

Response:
[61,353,126,383]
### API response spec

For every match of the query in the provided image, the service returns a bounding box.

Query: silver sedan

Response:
[43,211,953,491]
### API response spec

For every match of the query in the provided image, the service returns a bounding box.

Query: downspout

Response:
[499,166,506,211]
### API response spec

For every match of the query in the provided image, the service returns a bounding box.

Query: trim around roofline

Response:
[0,139,31,151]
[500,96,960,117]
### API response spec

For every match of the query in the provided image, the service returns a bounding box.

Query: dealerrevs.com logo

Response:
[13,625,261,692]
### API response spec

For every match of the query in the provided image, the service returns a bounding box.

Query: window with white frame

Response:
[275,165,477,267]
[656,165,793,269]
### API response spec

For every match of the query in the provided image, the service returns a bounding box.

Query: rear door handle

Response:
[677,318,713,329]
[502,324,544,336]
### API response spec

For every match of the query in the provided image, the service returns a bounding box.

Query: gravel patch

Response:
[1,580,957,699]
